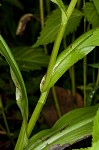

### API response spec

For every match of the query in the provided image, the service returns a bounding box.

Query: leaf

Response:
[0,35,28,149]
[84,2,99,27]
[13,47,49,71]
[41,27,99,91]
[5,0,24,10]
[33,7,83,47]
[93,0,99,15]
[88,63,99,68]
[92,108,99,144]
[86,86,99,106]
[51,0,67,25]
[16,14,33,35]
[24,105,99,150]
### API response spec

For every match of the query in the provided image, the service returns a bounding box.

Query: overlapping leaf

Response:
[12,47,49,71]
[84,2,99,27]
[24,105,98,150]
[33,7,83,47]
[41,27,99,91]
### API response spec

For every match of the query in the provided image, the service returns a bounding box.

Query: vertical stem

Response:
[27,0,78,139]
[96,68,99,86]
[39,0,44,28]
[46,0,51,13]
[0,96,15,145]
[39,0,47,54]
[83,0,87,107]
[70,65,76,96]
[27,91,49,137]
[52,86,62,118]
[93,49,96,84]
[83,56,87,106]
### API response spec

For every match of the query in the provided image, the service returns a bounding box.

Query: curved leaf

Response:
[41,27,99,91]
[0,35,28,149]
[24,105,99,150]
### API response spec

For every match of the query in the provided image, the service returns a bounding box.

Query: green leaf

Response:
[33,7,83,47]
[41,27,99,91]
[24,105,99,150]
[0,35,28,149]
[84,2,99,27]
[5,0,24,10]
[13,47,49,71]
[86,86,99,106]
[51,0,67,25]
[92,108,99,144]
[93,0,99,15]
[88,63,99,68]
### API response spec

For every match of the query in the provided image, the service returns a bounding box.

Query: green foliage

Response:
[93,0,99,15]
[84,2,99,27]
[92,108,99,143]
[1,0,99,149]
[41,27,99,91]
[25,105,98,150]
[0,35,28,149]
[33,7,83,47]
[13,47,49,71]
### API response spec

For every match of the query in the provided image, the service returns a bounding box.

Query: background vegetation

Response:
[0,0,99,149]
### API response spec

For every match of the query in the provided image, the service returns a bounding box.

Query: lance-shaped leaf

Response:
[0,35,28,149]
[24,105,98,150]
[41,27,99,91]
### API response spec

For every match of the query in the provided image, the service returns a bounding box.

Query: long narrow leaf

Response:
[24,105,99,150]
[41,27,99,91]
[0,35,28,149]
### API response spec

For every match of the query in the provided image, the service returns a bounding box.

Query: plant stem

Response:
[46,0,51,13]
[39,0,47,54]
[83,56,87,106]
[27,0,78,139]
[41,0,78,92]
[96,68,99,86]
[0,96,15,146]
[83,0,87,107]
[39,0,44,28]
[52,86,62,118]
[27,91,49,137]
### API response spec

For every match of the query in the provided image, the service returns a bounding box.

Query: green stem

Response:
[52,86,62,118]
[83,56,87,106]
[41,25,66,92]
[70,65,76,95]
[27,0,78,139]
[83,0,87,107]
[46,0,51,13]
[96,68,99,86]
[41,0,78,92]
[27,91,49,137]
[39,0,47,54]
[0,96,15,146]
[39,0,44,28]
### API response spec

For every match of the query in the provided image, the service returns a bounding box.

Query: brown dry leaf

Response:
[16,13,33,35]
